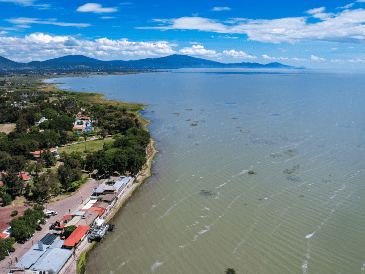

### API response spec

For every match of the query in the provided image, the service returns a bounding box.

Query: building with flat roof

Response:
[31,240,73,274]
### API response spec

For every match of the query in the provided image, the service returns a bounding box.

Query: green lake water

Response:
[48,69,365,273]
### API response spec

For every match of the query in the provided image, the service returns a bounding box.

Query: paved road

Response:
[0,179,99,274]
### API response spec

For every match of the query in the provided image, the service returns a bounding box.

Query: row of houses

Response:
[11,176,132,273]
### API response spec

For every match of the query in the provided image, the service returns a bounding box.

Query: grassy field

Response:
[57,138,114,155]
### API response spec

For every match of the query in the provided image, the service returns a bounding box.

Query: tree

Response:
[43,108,57,119]
[10,205,45,242]
[32,173,58,203]
[2,193,12,206]
[0,237,15,260]
[42,150,56,168]
[3,171,23,199]
[62,225,76,239]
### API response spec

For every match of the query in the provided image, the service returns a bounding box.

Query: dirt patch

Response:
[0,123,16,134]
[0,206,30,231]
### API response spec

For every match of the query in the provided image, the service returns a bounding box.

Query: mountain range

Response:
[0,54,296,71]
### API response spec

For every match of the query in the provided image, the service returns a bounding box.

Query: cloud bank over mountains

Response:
[143,7,365,44]
[0,1,365,68]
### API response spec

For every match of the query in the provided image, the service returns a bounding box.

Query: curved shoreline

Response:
[43,78,158,274]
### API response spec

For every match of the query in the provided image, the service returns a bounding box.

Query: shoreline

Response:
[75,138,157,274]
[45,77,158,274]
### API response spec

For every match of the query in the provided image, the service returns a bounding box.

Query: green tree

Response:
[42,150,56,168]
[0,237,15,260]
[62,225,77,239]
[1,193,12,206]
[32,173,58,203]
[3,171,23,199]
[43,108,57,120]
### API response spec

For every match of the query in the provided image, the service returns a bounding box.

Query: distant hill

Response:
[0,56,20,69]
[0,54,296,71]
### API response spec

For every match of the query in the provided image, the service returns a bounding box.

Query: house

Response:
[101,194,115,204]
[36,117,48,126]
[0,226,11,239]
[30,148,58,158]
[54,215,72,230]
[62,225,90,249]
[76,209,99,227]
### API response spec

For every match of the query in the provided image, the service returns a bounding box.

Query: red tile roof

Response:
[80,116,90,119]
[0,182,3,187]
[73,126,85,130]
[63,225,90,247]
[20,174,30,180]
[30,148,56,155]
[0,232,9,239]
[88,208,105,216]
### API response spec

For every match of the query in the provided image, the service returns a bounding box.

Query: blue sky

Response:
[1,0,365,69]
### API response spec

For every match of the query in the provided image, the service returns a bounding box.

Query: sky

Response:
[1,0,365,70]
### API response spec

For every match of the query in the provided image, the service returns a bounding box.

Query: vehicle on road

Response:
[44,209,57,217]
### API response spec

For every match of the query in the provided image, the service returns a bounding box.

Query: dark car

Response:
[36,225,42,231]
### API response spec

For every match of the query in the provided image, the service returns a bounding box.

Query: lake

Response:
[46,69,365,273]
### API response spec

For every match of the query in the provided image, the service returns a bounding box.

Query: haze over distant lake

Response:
[46,69,365,273]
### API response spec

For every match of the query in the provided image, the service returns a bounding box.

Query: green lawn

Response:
[57,138,114,155]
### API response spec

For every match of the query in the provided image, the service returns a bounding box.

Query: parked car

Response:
[36,225,42,231]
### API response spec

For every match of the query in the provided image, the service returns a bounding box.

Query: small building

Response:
[76,209,99,227]
[30,148,57,158]
[62,225,90,249]
[101,194,115,204]
[0,226,11,239]
[55,215,72,230]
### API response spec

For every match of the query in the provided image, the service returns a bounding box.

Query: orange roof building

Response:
[62,225,90,248]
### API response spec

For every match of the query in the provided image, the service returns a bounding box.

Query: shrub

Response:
[11,210,18,217]
[2,194,12,207]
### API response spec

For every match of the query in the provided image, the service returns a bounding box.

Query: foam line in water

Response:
[305,232,315,239]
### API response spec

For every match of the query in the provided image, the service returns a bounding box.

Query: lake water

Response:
[47,69,365,274]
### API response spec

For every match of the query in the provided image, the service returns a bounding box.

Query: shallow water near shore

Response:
[47,69,365,273]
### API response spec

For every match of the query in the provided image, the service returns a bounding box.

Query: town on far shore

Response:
[0,75,154,274]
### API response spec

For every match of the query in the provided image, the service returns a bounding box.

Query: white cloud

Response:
[189,42,200,44]
[0,0,51,9]
[77,3,118,13]
[310,55,326,61]
[262,55,308,61]
[0,0,34,5]
[262,54,288,60]
[331,47,338,50]
[5,17,91,28]
[223,49,256,59]
[356,0,365,2]
[141,7,365,44]
[349,59,365,62]
[0,33,177,62]
[337,3,354,9]
[101,16,115,19]
[179,45,220,57]
[211,7,231,11]
[306,7,326,14]
[0,31,9,35]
